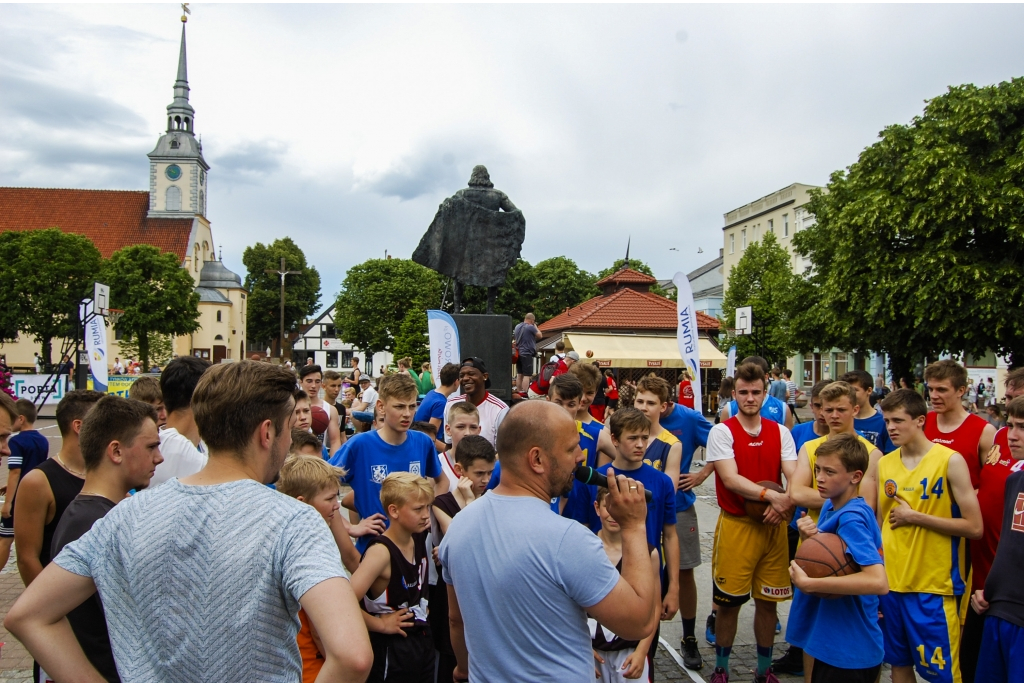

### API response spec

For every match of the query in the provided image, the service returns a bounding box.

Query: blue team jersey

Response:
[853,409,894,454]
[414,389,448,437]
[331,430,440,552]
[7,430,50,474]
[552,479,599,528]
[659,404,712,512]
[486,460,501,490]
[578,419,603,469]
[785,497,885,669]
[592,463,676,564]
[728,395,787,425]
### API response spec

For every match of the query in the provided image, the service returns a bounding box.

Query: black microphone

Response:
[575,465,653,503]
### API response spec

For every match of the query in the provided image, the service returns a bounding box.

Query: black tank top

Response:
[362,532,430,625]
[591,544,656,652]
[36,458,85,568]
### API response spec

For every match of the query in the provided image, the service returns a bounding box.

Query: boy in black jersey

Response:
[350,472,435,683]
[591,487,662,682]
[431,436,496,682]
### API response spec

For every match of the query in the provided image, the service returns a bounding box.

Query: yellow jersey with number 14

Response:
[877,443,965,595]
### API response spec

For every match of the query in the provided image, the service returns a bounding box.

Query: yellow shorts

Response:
[712,512,791,606]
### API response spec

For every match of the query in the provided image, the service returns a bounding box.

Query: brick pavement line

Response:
[658,637,705,683]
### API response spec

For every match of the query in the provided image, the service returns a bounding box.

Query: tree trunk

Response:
[887,352,913,387]
[139,331,150,373]
[41,339,52,370]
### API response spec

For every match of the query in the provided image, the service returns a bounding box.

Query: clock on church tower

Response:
[147,19,209,219]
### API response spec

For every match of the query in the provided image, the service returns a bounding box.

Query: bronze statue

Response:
[412,165,526,313]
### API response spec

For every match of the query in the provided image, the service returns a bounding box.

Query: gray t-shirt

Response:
[513,322,540,356]
[54,478,346,683]
[440,493,619,682]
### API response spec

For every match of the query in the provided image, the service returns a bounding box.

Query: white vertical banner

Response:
[426,310,460,389]
[672,272,702,414]
[726,345,737,378]
[85,311,109,393]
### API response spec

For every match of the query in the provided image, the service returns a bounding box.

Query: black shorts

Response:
[516,353,535,376]
[369,625,434,683]
[811,658,881,683]
[0,514,13,538]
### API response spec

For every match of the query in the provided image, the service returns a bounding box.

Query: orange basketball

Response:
[744,480,787,522]
[794,532,861,599]
[586,350,594,358]
[310,406,330,436]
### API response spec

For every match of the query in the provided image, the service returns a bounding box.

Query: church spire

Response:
[166,19,195,133]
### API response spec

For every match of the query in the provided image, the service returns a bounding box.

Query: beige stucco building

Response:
[0,20,246,369]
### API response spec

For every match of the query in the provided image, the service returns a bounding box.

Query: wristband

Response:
[759,487,768,502]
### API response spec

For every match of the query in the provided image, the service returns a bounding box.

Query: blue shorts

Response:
[975,615,1024,683]
[879,591,961,683]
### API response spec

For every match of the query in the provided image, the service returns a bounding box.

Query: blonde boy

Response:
[350,472,435,683]
[330,373,447,552]
[439,401,482,491]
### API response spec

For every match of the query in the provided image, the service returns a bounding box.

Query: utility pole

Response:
[266,257,301,359]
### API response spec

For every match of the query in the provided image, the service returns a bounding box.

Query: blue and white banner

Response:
[726,345,737,378]
[672,272,702,414]
[426,310,460,389]
[85,309,109,393]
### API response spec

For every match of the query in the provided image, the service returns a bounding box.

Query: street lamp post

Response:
[266,256,301,359]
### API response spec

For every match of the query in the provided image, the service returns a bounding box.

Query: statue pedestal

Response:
[451,314,513,404]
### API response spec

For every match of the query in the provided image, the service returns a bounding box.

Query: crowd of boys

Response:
[1,348,1023,685]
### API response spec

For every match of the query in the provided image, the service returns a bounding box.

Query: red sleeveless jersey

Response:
[716,417,783,517]
[973,427,1024,590]
[924,411,987,488]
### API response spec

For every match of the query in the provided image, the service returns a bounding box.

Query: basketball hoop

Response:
[726,329,740,337]
[106,309,125,328]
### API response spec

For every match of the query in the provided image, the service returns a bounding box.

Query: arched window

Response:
[216,310,222,323]
[184,117,190,131]
[214,334,223,340]
[166,186,181,211]
[174,116,181,129]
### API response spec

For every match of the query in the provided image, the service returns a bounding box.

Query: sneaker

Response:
[753,667,780,683]
[711,666,729,683]
[770,646,804,676]
[681,635,703,670]
[775,619,781,635]
[705,612,716,645]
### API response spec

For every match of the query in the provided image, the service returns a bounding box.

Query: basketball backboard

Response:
[93,282,110,316]
[734,306,752,335]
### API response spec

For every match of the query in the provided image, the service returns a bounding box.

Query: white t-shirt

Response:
[153,427,208,487]
[443,392,509,447]
[439,450,459,493]
[359,386,378,411]
[705,421,798,463]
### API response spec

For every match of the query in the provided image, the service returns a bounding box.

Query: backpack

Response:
[536,359,561,393]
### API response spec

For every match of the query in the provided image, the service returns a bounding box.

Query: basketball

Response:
[744,481,786,522]
[310,406,330,436]
[586,350,594,358]
[794,532,861,599]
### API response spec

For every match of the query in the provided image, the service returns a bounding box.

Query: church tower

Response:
[148,16,210,219]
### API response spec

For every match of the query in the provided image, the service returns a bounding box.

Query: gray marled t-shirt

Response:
[54,478,345,683]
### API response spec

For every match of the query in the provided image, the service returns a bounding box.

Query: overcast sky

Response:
[3,3,1024,310]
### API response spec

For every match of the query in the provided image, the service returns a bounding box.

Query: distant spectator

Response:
[513,313,542,394]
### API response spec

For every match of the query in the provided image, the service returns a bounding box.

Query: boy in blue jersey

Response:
[0,399,46,572]
[414,362,460,452]
[331,373,448,552]
[721,356,793,429]
[597,408,678,678]
[787,434,889,682]
[548,373,599,525]
[569,362,617,468]
[841,370,895,454]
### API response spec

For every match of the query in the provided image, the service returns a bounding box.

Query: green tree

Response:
[721,231,796,366]
[242,238,321,352]
[794,78,1024,377]
[531,257,598,322]
[595,258,668,298]
[117,333,174,369]
[101,245,201,370]
[335,259,442,358]
[0,229,103,365]
[455,259,540,320]
[393,309,430,367]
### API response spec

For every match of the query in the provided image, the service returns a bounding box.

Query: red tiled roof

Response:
[0,187,194,260]
[539,288,721,333]
[594,267,657,287]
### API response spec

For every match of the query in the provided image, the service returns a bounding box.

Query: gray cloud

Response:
[0,73,148,134]
[354,140,512,201]
[209,140,289,185]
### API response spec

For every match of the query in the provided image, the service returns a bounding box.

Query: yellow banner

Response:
[86,375,154,397]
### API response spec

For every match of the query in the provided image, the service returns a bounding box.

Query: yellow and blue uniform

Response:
[578,419,603,470]
[877,443,964,683]
[803,433,878,523]
[644,428,678,473]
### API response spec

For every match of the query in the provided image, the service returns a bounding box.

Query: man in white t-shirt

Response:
[153,357,210,487]
[353,377,378,413]
[443,358,509,448]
